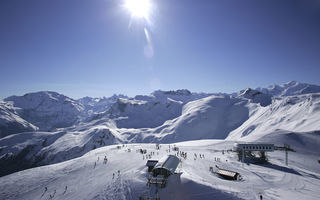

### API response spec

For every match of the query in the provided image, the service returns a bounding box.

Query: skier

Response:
[41,186,48,197]
[50,189,56,199]
[113,173,115,179]
[63,186,68,194]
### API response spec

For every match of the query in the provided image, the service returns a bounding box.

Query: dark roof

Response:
[216,169,238,178]
[146,160,158,167]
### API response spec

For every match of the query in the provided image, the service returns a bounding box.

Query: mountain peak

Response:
[152,89,192,96]
[256,81,320,97]
[285,80,299,86]
[238,88,272,106]
[4,91,83,131]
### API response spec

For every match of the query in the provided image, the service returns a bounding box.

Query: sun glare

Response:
[125,0,151,19]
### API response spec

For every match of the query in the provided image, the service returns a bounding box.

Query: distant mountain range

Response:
[1,81,320,176]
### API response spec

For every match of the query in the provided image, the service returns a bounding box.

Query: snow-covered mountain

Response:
[108,97,183,128]
[132,95,250,143]
[237,88,272,106]
[256,80,320,96]
[227,92,320,141]
[0,100,37,138]
[151,89,213,102]
[1,81,320,179]
[78,94,128,116]
[0,118,123,177]
[0,94,247,176]
[99,89,212,129]
[5,91,84,131]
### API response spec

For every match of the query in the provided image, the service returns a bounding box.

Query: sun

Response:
[125,0,151,19]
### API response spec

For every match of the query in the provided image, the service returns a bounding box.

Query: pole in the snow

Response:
[285,148,288,166]
[242,150,245,163]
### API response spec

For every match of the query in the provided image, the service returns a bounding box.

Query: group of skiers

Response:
[176,151,187,159]
[193,153,205,160]
[112,170,121,179]
[93,155,108,168]
[142,150,156,160]
[42,185,67,199]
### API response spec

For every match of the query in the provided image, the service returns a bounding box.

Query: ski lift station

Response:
[148,155,180,188]
[233,142,275,163]
[152,155,180,177]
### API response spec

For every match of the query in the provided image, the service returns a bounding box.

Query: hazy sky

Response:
[1,0,320,99]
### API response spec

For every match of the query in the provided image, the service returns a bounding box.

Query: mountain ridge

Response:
[1,81,320,177]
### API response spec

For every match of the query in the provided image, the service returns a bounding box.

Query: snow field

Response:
[1,140,319,200]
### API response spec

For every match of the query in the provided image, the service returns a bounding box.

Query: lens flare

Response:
[123,0,155,58]
[125,0,151,19]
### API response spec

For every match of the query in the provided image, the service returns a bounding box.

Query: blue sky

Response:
[1,0,320,99]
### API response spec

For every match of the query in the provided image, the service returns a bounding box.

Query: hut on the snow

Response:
[216,168,240,180]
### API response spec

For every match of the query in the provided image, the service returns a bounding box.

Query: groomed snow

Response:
[1,139,319,200]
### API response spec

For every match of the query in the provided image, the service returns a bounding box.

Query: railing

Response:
[139,196,160,200]
[149,176,166,185]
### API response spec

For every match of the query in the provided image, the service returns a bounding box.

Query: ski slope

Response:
[227,93,320,141]
[1,139,319,200]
